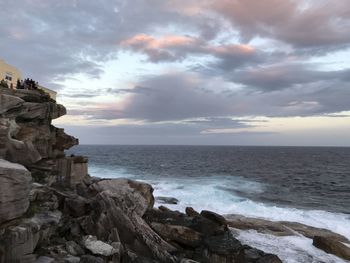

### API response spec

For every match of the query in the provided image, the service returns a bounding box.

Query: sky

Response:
[1,0,350,146]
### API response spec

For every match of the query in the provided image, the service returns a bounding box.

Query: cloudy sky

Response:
[1,0,350,146]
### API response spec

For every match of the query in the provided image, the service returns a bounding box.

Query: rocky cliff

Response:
[0,87,348,263]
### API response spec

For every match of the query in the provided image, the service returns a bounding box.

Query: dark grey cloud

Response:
[121,74,233,121]
[226,64,350,93]
[68,71,350,123]
[212,0,350,51]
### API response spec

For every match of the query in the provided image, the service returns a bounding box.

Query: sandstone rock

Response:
[91,190,177,262]
[0,93,24,114]
[83,235,118,256]
[0,159,32,223]
[91,178,154,216]
[150,222,203,247]
[227,214,350,243]
[313,235,350,260]
[0,221,40,263]
[0,89,78,168]
[55,156,88,187]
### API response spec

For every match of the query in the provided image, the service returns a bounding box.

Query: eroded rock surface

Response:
[0,159,32,223]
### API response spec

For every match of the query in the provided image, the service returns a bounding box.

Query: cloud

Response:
[228,64,350,92]
[121,73,233,121]
[211,0,350,51]
[64,70,350,123]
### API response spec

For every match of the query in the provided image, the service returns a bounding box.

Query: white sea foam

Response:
[91,168,350,262]
[149,177,350,239]
[89,165,131,179]
[236,230,349,263]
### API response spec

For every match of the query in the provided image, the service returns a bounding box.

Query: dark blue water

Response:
[68,145,350,262]
[69,145,350,214]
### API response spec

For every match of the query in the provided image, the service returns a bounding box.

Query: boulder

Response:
[86,190,177,262]
[83,235,118,256]
[150,222,203,247]
[313,236,350,260]
[200,210,227,227]
[236,246,283,263]
[0,159,32,223]
[91,178,154,216]
[227,214,350,243]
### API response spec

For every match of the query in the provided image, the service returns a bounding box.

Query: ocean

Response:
[68,145,350,263]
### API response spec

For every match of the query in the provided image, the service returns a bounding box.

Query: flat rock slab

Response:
[313,235,350,260]
[0,158,32,223]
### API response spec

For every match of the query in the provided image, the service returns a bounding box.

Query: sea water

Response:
[68,145,350,263]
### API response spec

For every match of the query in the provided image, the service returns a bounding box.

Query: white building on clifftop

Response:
[0,59,57,100]
[0,59,22,88]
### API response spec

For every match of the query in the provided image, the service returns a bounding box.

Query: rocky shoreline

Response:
[0,88,349,262]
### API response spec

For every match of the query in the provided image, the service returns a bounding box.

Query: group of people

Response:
[17,78,39,90]
[0,78,39,90]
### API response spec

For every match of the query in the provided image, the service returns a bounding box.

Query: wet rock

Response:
[0,159,32,223]
[200,210,227,227]
[313,235,350,260]
[83,235,118,256]
[204,231,242,256]
[227,214,350,245]
[156,196,179,204]
[185,207,199,217]
[236,246,283,263]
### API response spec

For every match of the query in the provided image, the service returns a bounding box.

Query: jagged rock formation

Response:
[1,87,345,262]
